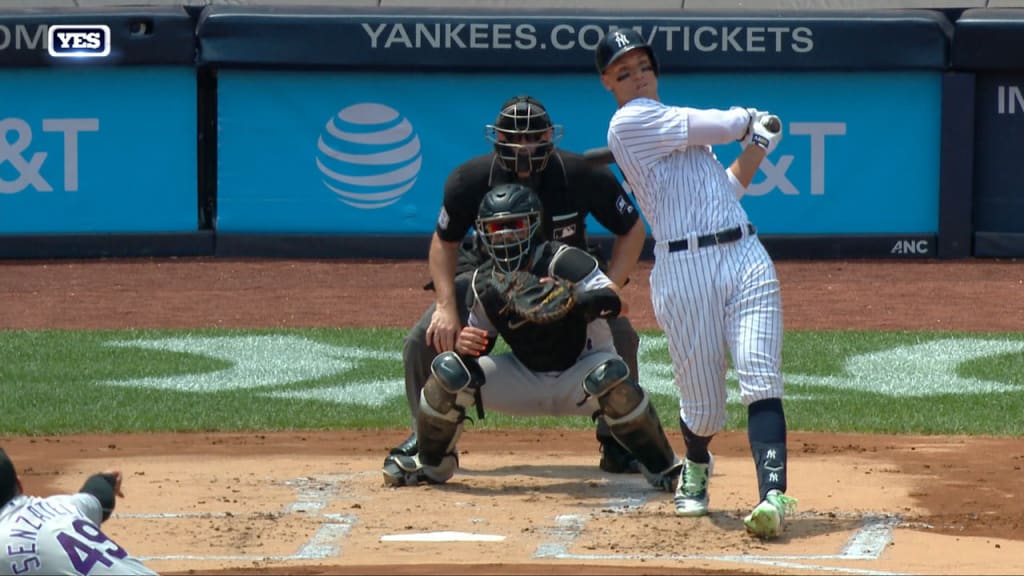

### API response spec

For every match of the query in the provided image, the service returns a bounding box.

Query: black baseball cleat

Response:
[389,432,419,457]
[598,439,641,474]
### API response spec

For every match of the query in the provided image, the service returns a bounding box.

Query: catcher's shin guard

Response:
[418,352,480,467]
[584,359,680,490]
[383,370,467,488]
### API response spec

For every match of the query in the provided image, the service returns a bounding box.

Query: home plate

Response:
[380,531,506,542]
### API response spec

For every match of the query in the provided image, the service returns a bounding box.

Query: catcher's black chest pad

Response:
[473,243,591,373]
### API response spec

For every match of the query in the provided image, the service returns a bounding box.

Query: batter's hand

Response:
[455,326,490,357]
[737,108,764,142]
[750,114,783,153]
[426,304,461,353]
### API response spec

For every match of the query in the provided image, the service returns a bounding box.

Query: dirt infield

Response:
[2,257,1024,575]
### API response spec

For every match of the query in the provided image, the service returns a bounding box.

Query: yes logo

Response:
[47,25,110,58]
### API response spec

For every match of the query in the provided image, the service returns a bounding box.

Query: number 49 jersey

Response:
[0,493,156,575]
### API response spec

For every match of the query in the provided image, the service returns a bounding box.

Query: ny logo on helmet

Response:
[613,31,631,48]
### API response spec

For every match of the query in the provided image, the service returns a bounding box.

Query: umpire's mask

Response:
[484,95,563,177]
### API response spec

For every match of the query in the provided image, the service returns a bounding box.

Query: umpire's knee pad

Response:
[583,358,641,420]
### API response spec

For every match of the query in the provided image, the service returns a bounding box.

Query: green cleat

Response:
[744,489,798,539]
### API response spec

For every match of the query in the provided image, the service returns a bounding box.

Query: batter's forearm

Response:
[685,107,751,146]
[606,221,646,286]
[729,145,767,191]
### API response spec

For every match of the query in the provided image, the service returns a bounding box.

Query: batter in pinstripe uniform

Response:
[595,28,797,539]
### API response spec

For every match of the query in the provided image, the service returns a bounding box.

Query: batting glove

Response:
[732,107,762,142]
[751,114,783,153]
[741,114,783,153]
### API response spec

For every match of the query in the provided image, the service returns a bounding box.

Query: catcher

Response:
[383,183,683,491]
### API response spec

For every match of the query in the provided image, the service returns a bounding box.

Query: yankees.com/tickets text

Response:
[362,23,814,53]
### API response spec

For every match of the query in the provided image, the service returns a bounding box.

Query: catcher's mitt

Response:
[498,270,576,325]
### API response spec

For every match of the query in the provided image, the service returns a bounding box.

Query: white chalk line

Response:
[533,495,908,576]
[131,475,357,562]
[124,474,906,573]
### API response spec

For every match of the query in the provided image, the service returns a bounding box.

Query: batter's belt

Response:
[667,223,756,253]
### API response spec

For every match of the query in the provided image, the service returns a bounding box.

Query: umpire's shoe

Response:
[389,432,418,457]
[382,453,457,487]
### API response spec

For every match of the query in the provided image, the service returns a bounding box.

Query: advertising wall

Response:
[0,68,196,234]
[0,7,976,259]
[217,70,940,237]
[205,8,950,258]
[0,8,202,256]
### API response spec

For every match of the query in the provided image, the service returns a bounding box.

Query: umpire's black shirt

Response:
[435,150,640,249]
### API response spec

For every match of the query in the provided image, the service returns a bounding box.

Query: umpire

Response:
[392,95,647,474]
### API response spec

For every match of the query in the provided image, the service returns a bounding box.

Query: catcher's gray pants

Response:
[401,273,642,432]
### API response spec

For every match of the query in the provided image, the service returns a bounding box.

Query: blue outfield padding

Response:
[206,8,947,248]
[0,8,198,237]
[953,8,1024,71]
[213,70,941,237]
[196,7,952,71]
[953,9,1024,256]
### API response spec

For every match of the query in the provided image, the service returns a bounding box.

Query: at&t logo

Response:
[47,24,110,58]
[745,121,846,196]
[0,118,99,193]
[315,103,422,209]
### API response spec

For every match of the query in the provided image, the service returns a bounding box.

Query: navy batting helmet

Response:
[476,183,544,274]
[594,28,659,76]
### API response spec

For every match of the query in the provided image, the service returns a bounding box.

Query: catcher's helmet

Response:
[476,183,544,274]
[595,28,659,76]
[484,95,564,176]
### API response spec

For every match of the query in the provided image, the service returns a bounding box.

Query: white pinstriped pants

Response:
[650,234,784,437]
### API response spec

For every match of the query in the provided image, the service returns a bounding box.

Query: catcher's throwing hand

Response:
[426,304,460,353]
[100,470,125,498]
[455,326,490,357]
[499,271,576,325]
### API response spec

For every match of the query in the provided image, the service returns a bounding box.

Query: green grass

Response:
[2,328,1023,436]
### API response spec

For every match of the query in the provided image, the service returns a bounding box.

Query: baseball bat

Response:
[764,115,781,133]
[584,146,615,166]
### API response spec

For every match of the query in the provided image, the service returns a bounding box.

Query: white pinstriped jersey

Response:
[607,97,749,242]
[605,96,784,436]
[0,494,156,575]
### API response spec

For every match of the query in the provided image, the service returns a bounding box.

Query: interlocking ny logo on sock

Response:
[48,25,110,58]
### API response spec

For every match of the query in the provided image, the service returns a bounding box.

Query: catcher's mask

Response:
[484,95,564,176]
[476,183,543,274]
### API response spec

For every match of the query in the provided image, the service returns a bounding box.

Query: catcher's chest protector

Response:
[475,246,589,373]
